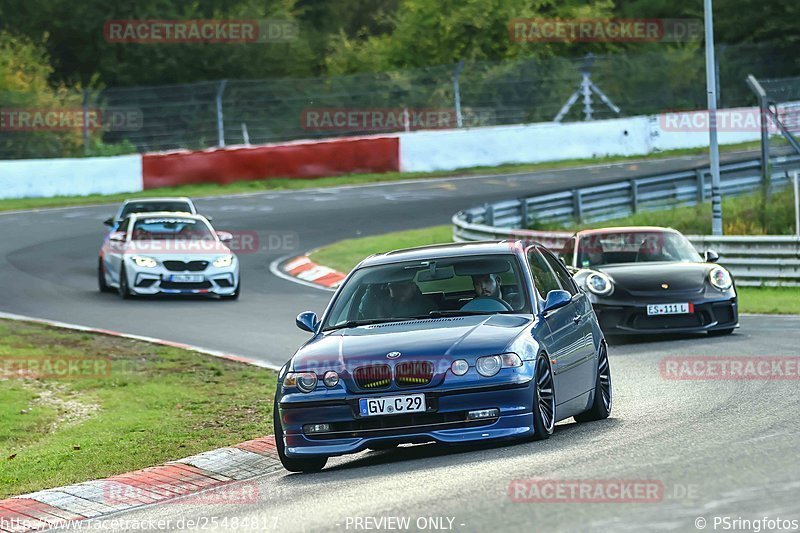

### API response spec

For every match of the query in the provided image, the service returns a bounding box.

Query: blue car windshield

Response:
[323,254,531,330]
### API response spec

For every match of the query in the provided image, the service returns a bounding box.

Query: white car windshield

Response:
[131,218,214,241]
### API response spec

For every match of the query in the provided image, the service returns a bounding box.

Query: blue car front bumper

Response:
[279,378,536,458]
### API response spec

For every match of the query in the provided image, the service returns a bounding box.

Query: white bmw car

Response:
[98,212,240,299]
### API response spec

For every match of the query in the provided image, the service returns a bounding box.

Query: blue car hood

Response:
[291,314,532,371]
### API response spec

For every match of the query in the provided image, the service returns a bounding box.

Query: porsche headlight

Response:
[709,266,733,290]
[130,255,157,268]
[585,272,613,296]
[213,255,234,268]
[283,372,317,393]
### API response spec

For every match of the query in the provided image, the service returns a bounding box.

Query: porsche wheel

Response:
[575,343,612,423]
[273,398,327,473]
[531,352,555,440]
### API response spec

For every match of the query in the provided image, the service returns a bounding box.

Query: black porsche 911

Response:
[559,226,738,336]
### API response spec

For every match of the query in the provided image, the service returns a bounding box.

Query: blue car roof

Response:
[356,240,532,268]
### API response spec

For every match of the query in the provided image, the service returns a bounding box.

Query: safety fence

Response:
[452,154,800,286]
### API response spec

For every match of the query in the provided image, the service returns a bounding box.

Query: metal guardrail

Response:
[452,155,800,286]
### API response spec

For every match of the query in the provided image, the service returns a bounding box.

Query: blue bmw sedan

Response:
[274,241,612,472]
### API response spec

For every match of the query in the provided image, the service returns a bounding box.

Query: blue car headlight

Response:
[283,372,317,393]
[476,353,522,377]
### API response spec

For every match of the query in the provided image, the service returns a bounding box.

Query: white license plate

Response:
[359,394,426,417]
[168,274,204,283]
[647,303,693,316]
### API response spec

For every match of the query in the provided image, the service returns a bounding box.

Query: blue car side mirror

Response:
[296,311,319,333]
[542,290,572,314]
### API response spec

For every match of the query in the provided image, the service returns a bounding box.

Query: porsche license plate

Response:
[647,303,693,316]
[168,274,204,283]
[359,394,426,417]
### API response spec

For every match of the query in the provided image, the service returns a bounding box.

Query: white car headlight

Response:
[709,266,733,290]
[585,272,613,296]
[130,255,157,268]
[212,255,234,268]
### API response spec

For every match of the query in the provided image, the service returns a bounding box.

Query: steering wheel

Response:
[460,296,513,312]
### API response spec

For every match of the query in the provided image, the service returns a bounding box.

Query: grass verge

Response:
[0,141,762,213]
[531,182,799,236]
[308,226,800,314]
[310,225,452,274]
[0,319,275,498]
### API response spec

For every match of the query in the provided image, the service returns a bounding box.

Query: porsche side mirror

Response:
[103,217,115,227]
[542,290,572,314]
[296,311,319,333]
[705,249,720,263]
[216,231,233,243]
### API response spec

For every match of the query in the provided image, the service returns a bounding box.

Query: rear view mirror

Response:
[216,231,233,243]
[705,249,720,263]
[296,311,319,333]
[103,217,115,227]
[542,290,571,314]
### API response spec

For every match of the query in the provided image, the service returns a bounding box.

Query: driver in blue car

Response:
[472,273,503,299]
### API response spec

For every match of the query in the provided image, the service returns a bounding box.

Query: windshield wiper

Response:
[323,318,405,331]
[426,310,499,317]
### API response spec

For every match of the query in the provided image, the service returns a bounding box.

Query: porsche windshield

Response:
[131,218,214,241]
[323,255,531,330]
[577,231,702,267]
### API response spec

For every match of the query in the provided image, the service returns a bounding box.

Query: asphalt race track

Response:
[2,149,799,531]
